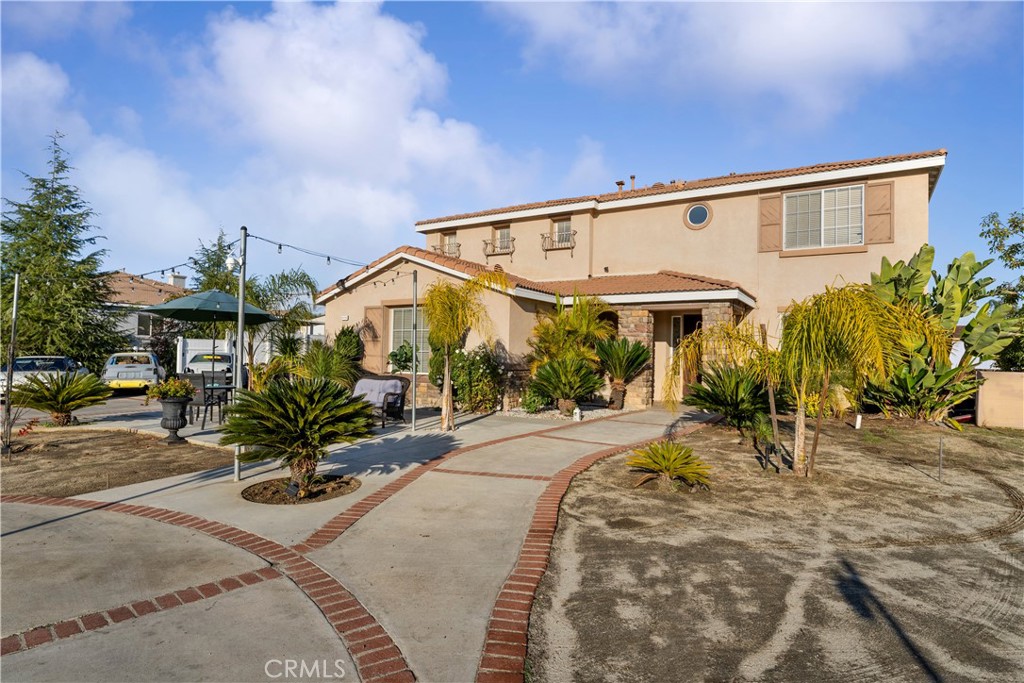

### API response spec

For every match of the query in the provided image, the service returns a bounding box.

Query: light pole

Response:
[232,225,248,481]
[411,269,417,432]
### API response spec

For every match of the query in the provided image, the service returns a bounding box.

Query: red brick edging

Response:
[475,414,720,683]
[0,495,415,683]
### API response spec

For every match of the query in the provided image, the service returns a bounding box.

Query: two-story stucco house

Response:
[317,149,946,407]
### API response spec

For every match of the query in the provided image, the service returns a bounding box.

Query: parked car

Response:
[0,355,91,396]
[101,351,166,390]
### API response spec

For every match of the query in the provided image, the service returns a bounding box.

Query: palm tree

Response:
[12,372,112,426]
[595,338,651,409]
[780,284,946,476]
[528,293,616,372]
[292,339,361,389]
[220,377,375,497]
[423,272,508,431]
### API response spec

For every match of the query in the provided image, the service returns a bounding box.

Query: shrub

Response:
[863,356,983,429]
[293,340,361,389]
[450,344,504,413]
[334,325,363,363]
[388,341,414,373]
[531,357,604,416]
[221,378,375,497]
[520,384,549,413]
[596,338,651,410]
[626,441,710,490]
[146,376,197,401]
[684,362,769,435]
[12,372,113,426]
[248,357,293,393]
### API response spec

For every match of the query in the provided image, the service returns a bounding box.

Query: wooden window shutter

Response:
[360,306,385,374]
[759,194,782,252]
[865,181,894,244]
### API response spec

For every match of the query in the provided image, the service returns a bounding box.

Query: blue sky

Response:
[2,1,1022,291]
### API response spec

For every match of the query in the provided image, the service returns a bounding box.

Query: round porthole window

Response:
[685,203,711,230]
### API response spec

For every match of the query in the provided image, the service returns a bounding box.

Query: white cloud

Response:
[496,2,1006,125]
[561,136,611,196]
[1,2,132,42]
[0,52,91,151]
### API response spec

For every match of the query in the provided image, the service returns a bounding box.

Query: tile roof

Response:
[107,271,186,306]
[416,149,947,227]
[317,246,752,303]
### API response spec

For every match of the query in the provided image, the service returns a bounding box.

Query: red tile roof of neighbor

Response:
[317,245,752,303]
[415,149,947,227]
[107,271,186,306]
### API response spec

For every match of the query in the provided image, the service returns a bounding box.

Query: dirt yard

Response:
[1,428,234,498]
[528,417,1024,682]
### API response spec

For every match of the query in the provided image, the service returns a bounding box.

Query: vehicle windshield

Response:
[109,355,154,365]
[189,354,231,364]
[10,357,74,372]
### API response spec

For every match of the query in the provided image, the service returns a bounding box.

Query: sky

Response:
[2,1,1022,293]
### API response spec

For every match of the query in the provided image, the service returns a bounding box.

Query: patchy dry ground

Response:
[529,417,1024,682]
[1,428,234,497]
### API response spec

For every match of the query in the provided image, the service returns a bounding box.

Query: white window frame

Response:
[390,306,430,373]
[783,184,864,251]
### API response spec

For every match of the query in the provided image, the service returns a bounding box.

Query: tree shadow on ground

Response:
[321,431,459,478]
[834,558,943,683]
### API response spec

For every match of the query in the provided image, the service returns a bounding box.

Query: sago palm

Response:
[595,338,651,409]
[626,441,711,489]
[531,357,604,415]
[423,271,508,431]
[220,377,375,497]
[683,362,768,436]
[11,372,112,426]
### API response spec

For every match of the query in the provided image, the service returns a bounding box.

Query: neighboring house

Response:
[317,150,946,408]
[107,271,187,347]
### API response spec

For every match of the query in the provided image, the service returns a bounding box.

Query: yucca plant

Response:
[531,357,604,415]
[220,377,376,497]
[596,338,651,410]
[684,362,769,436]
[626,441,710,490]
[11,372,113,426]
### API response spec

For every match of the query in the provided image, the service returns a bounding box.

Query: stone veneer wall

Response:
[616,306,655,408]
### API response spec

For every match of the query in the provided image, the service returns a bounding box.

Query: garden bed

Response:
[528,416,1024,682]
[0,428,234,498]
[240,474,361,505]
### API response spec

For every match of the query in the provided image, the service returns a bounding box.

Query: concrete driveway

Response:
[1,408,713,682]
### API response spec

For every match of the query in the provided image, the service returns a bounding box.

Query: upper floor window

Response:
[554,218,572,246]
[784,185,864,250]
[434,232,460,258]
[495,226,511,250]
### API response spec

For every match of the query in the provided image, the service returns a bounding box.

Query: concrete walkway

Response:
[1,407,714,682]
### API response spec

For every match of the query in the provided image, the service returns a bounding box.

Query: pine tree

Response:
[1,133,127,371]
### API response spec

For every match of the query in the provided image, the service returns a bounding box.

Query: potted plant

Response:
[147,377,197,444]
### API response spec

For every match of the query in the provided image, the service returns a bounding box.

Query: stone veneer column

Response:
[616,306,655,409]
[700,302,745,365]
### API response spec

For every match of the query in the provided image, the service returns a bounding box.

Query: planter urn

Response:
[158,397,192,444]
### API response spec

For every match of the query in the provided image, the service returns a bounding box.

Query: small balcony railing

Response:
[483,236,515,257]
[541,231,576,256]
[432,242,461,258]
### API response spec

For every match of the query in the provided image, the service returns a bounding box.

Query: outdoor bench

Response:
[353,375,411,428]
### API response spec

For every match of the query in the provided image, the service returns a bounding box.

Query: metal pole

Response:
[233,226,247,482]
[2,273,20,456]
[411,269,418,433]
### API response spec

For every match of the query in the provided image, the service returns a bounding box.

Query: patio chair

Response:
[196,371,231,429]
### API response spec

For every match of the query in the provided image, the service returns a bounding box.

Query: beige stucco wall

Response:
[422,170,931,342]
[323,260,520,374]
[976,370,1024,429]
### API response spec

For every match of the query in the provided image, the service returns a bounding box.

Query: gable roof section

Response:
[315,246,755,308]
[108,271,186,306]
[416,149,947,231]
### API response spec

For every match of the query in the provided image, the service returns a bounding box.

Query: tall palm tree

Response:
[780,284,946,476]
[423,272,508,431]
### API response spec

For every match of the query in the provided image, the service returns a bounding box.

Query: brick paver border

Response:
[474,414,720,682]
[0,495,415,683]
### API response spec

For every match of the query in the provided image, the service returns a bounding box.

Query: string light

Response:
[277,244,282,254]
[249,233,366,267]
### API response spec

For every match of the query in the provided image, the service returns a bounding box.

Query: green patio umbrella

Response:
[142,290,278,375]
